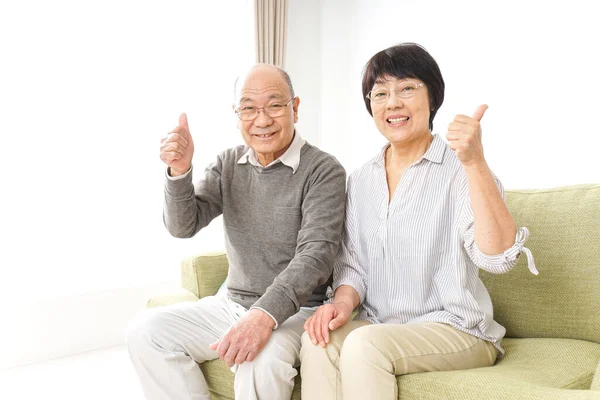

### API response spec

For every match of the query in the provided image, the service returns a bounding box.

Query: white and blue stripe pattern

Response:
[333,134,536,354]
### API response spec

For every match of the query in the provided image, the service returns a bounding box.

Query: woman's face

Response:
[368,75,431,145]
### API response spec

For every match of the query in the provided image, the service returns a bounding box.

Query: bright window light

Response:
[0,0,254,300]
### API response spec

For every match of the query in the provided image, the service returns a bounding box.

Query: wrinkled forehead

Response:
[234,67,291,103]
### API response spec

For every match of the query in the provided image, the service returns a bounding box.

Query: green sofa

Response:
[148,184,600,399]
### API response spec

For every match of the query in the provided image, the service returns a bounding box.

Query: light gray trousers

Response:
[126,293,314,400]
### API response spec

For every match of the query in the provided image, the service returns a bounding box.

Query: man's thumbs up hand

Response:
[178,112,190,135]
[160,112,195,176]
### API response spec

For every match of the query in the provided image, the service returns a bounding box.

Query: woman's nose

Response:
[386,92,404,109]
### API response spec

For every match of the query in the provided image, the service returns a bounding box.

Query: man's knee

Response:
[235,349,298,398]
[125,310,176,354]
[236,347,298,387]
[238,332,301,377]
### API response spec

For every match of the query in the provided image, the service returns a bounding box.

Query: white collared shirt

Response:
[167,130,306,181]
[237,130,305,174]
[332,134,536,355]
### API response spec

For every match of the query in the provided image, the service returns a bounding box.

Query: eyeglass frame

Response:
[234,97,295,121]
[365,82,426,104]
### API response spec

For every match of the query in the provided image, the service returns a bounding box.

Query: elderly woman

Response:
[299,42,537,399]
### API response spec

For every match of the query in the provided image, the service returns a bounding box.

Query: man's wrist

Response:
[249,307,277,330]
[168,165,191,177]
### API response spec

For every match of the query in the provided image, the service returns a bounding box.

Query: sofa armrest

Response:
[181,251,229,299]
[591,361,600,391]
[146,287,199,308]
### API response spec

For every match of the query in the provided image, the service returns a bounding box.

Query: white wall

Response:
[0,282,178,370]
[290,0,600,189]
[287,0,322,145]
[0,0,252,368]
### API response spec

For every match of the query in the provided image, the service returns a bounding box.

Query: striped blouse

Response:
[332,134,537,354]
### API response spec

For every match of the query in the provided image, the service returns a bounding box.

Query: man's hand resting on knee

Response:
[210,309,275,368]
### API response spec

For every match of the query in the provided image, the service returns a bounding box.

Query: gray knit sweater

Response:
[163,142,346,326]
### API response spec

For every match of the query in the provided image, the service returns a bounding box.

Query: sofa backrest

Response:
[480,184,600,343]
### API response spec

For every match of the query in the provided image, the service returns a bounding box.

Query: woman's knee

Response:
[300,331,323,360]
[300,330,314,348]
[339,326,390,371]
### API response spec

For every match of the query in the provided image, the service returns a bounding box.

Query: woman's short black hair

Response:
[361,43,445,131]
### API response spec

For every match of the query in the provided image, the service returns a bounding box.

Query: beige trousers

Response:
[300,320,498,400]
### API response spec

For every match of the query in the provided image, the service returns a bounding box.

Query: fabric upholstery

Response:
[181,251,229,299]
[146,287,198,308]
[480,184,600,342]
[200,360,301,400]
[591,361,600,391]
[398,338,600,399]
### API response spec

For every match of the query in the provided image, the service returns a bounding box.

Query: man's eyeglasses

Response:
[235,98,295,121]
[366,82,426,104]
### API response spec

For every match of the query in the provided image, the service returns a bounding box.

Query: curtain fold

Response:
[254,0,288,68]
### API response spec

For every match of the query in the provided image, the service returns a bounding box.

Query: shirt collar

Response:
[374,134,446,167]
[237,129,305,173]
[422,134,446,164]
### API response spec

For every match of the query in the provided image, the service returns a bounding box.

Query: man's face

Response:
[235,66,299,161]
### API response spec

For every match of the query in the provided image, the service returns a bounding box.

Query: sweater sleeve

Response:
[163,156,224,238]
[251,157,347,326]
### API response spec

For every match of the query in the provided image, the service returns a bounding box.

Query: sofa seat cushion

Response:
[398,338,600,399]
[591,361,600,391]
[197,338,600,400]
[146,288,199,308]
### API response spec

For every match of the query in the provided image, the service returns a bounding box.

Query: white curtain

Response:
[254,0,288,67]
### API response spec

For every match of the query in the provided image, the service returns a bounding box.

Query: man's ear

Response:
[232,104,241,128]
[293,97,300,123]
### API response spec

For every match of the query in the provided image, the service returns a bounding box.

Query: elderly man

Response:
[126,64,346,400]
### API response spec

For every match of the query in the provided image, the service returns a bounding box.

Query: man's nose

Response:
[253,109,273,127]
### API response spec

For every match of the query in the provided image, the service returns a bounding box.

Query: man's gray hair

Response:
[233,65,295,104]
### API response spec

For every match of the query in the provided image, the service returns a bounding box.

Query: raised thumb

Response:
[472,104,488,122]
[179,112,190,134]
